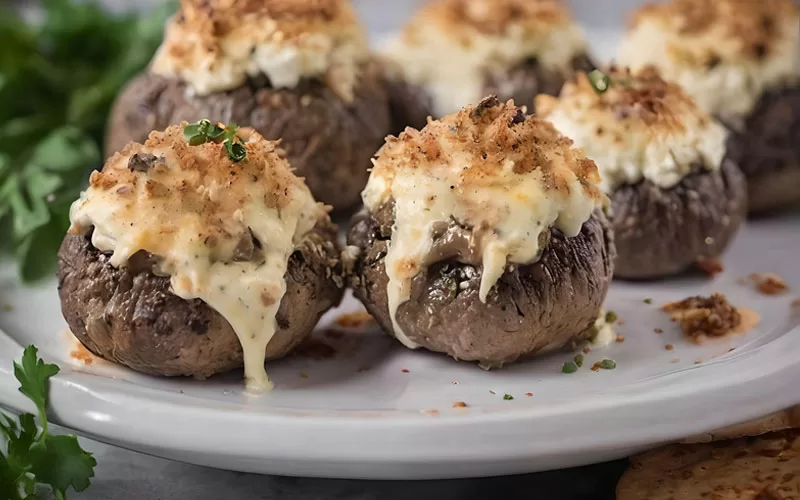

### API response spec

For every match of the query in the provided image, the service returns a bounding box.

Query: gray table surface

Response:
[10,1,689,498]
[68,433,626,500]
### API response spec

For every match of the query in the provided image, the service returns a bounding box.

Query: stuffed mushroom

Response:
[537,67,747,280]
[619,0,800,214]
[106,0,391,213]
[381,0,595,132]
[59,123,343,391]
[347,97,614,367]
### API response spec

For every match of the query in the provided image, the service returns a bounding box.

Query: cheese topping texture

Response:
[363,97,604,349]
[537,67,728,193]
[151,0,369,100]
[619,0,800,119]
[382,0,588,117]
[69,124,326,392]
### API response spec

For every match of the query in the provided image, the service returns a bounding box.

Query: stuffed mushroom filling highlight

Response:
[537,67,747,279]
[65,124,338,392]
[618,0,800,213]
[349,97,614,365]
[106,0,390,212]
[382,0,592,127]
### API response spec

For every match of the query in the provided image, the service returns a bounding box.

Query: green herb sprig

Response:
[0,0,175,282]
[184,120,248,163]
[1,346,96,499]
[587,70,612,95]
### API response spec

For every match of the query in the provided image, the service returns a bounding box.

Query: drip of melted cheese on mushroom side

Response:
[151,0,369,100]
[382,0,588,117]
[362,98,604,349]
[69,125,326,392]
[618,0,800,119]
[536,67,728,193]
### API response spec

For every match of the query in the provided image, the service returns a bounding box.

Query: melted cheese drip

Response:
[69,133,323,392]
[364,143,600,349]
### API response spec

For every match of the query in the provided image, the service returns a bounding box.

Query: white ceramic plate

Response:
[1,210,799,479]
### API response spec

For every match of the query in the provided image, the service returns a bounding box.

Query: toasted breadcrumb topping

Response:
[151,0,368,99]
[537,66,727,192]
[663,293,742,341]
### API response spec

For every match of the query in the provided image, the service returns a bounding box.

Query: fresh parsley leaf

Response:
[2,345,97,499]
[30,434,97,497]
[13,346,59,434]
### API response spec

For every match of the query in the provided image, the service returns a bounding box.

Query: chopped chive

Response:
[643,298,653,304]
[574,354,584,368]
[598,359,617,370]
[562,361,578,374]
[225,141,247,162]
[588,70,611,94]
[605,311,618,324]
[503,394,514,400]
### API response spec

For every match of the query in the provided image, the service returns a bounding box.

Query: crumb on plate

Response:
[696,258,724,278]
[335,311,375,328]
[453,401,468,408]
[662,292,758,343]
[749,273,789,295]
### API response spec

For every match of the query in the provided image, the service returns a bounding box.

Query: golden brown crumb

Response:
[616,334,626,343]
[663,292,742,342]
[665,344,675,351]
[582,347,591,354]
[654,328,664,334]
[525,393,533,397]
[451,381,459,385]
[335,311,375,328]
[749,273,789,296]
[371,96,603,202]
[631,0,798,60]
[696,258,724,278]
[401,369,410,373]
[453,401,468,408]
[694,360,703,365]
[70,343,95,365]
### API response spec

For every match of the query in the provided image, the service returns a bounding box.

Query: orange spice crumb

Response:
[616,334,626,343]
[696,258,724,278]
[654,328,664,334]
[695,360,703,365]
[335,311,375,328]
[424,409,440,416]
[525,393,533,397]
[750,273,789,296]
[70,343,95,365]
[665,344,675,351]
[453,401,468,408]
[582,347,591,354]
[401,369,410,373]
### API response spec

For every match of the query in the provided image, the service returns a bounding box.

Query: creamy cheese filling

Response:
[619,18,800,119]
[537,69,728,193]
[544,108,727,193]
[363,99,603,348]
[150,2,369,100]
[383,18,587,117]
[69,127,324,392]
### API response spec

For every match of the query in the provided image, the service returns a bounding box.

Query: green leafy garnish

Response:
[643,298,653,304]
[574,354,584,368]
[562,361,578,374]
[587,70,612,95]
[0,0,175,282]
[605,311,618,324]
[183,120,248,163]
[598,359,617,370]
[1,346,96,499]
[503,394,514,401]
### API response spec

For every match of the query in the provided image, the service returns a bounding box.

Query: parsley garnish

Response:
[587,70,612,95]
[562,361,578,374]
[605,311,618,324]
[0,0,175,283]
[574,354,584,368]
[598,359,617,370]
[643,298,653,304]
[0,346,96,499]
[503,394,514,401]
[184,120,248,163]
